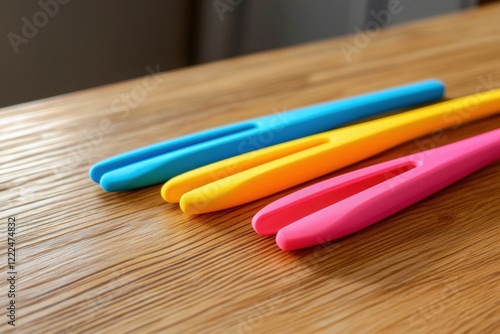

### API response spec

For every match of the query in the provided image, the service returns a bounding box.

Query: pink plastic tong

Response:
[252,128,500,251]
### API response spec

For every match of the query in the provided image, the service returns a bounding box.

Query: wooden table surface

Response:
[2,4,500,334]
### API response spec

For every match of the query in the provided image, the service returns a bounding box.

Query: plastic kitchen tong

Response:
[89,80,444,191]
[162,88,500,214]
[252,128,500,250]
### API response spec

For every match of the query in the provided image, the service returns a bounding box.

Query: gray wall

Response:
[195,0,361,63]
[0,0,478,108]
[385,0,477,24]
[194,0,478,63]
[0,0,191,108]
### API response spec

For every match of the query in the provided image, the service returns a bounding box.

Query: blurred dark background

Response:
[1,0,494,108]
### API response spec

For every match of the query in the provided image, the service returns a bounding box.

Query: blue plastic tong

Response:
[89,80,445,191]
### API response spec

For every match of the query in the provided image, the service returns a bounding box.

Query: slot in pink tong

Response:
[253,128,500,251]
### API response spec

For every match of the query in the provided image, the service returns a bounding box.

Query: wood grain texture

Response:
[1,4,500,334]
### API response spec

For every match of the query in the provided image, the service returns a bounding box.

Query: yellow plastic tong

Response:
[162,89,500,214]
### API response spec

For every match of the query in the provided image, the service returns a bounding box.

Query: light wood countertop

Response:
[2,4,499,333]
